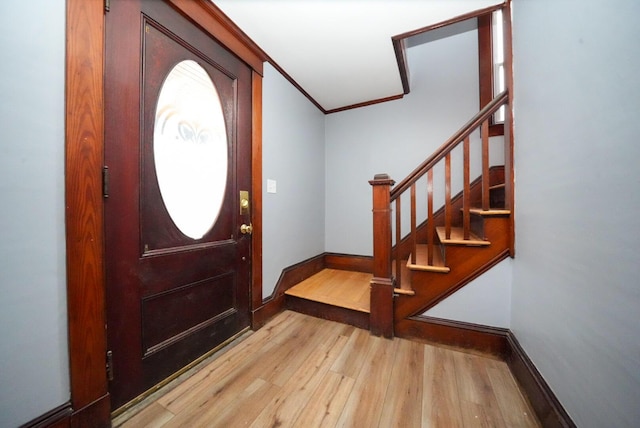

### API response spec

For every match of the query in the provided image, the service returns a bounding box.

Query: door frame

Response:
[65,0,265,424]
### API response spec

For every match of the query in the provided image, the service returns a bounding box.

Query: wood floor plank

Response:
[159,313,321,422]
[115,310,541,428]
[119,403,174,428]
[487,363,541,427]
[261,315,346,387]
[378,338,424,428]
[453,350,489,404]
[335,336,399,427]
[250,327,350,427]
[330,326,377,379]
[155,310,300,412]
[423,345,465,426]
[292,370,355,428]
[454,350,506,427]
[189,378,280,427]
[161,316,326,426]
[461,400,508,428]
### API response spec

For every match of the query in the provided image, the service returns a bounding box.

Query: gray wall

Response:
[425,259,511,327]
[262,63,326,297]
[0,1,69,426]
[511,1,640,426]
[324,20,482,256]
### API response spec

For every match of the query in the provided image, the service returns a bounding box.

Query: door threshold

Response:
[111,327,252,424]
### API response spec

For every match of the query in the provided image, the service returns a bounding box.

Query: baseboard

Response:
[506,332,576,428]
[394,315,575,427]
[251,253,326,328]
[395,315,510,358]
[252,294,285,329]
[324,252,373,273]
[71,394,111,428]
[21,393,111,428]
[20,402,72,428]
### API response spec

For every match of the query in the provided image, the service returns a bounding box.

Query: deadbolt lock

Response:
[240,190,250,215]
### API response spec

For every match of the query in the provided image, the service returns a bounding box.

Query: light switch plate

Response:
[267,179,277,194]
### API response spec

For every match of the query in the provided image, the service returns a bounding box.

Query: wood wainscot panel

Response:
[396,315,510,359]
[324,253,373,273]
[252,253,326,328]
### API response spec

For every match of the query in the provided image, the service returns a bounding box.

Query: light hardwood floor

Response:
[114,310,540,427]
[285,268,372,312]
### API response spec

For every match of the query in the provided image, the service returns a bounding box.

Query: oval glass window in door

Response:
[153,60,228,240]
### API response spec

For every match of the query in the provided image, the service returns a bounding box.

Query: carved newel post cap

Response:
[369,173,395,186]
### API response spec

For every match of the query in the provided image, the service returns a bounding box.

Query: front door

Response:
[105,0,253,409]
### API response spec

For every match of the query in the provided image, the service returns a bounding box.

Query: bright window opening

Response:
[492,9,505,123]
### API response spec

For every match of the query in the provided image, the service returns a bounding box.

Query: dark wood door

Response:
[105,0,252,409]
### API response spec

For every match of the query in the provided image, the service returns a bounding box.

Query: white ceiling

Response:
[213,0,502,111]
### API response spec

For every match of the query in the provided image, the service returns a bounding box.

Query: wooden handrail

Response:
[391,90,508,200]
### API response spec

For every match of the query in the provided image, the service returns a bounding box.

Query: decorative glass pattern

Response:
[154,60,228,239]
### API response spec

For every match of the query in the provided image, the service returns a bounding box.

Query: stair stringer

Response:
[394,215,510,331]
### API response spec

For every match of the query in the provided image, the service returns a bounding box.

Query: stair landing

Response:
[285,268,371,313]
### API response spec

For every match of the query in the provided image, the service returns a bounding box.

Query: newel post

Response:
[369,173,395,338]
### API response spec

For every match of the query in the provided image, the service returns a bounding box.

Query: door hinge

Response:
[106,350,114,381]
[102,166,109,198]
[104,0,110,13]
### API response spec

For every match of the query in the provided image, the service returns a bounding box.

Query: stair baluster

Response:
[463,136,471,240]
[482,120,490,211]
[394,197,402,289]
[445,153,452,240]
[426,169,434,266]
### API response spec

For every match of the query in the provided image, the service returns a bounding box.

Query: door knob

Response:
[240,223,253,235]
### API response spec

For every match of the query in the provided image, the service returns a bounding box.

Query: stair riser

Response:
[286,295,369,330]
[490,186,505,207]
[471,214,485,240]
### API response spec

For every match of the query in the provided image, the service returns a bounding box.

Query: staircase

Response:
[369,90,514,338]
[393,167,511,338]
[283,5,514,339]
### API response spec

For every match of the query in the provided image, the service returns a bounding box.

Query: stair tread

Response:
[467,207,511,216]
[394,287,416,296]
[407,244,450,273]
[490,183,506,190]
[436,226,490,246]
[392,261,416,295]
